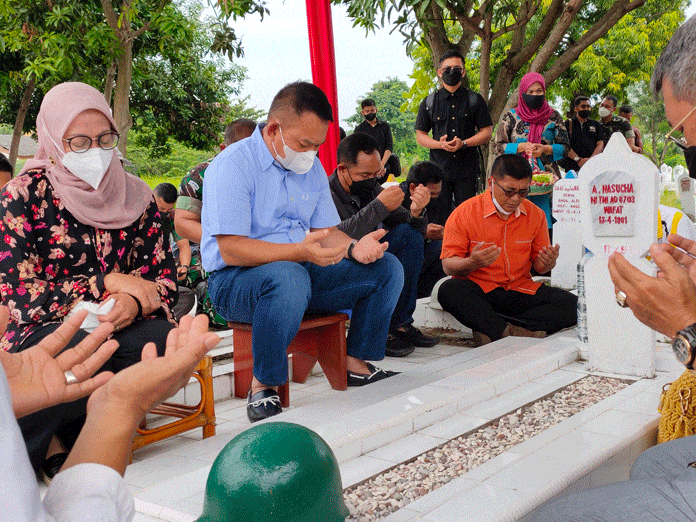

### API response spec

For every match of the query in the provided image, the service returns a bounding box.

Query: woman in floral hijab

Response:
[0,82,177,477]
[494,72,570,236]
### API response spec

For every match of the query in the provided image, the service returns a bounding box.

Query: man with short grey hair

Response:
[531,15,696,522]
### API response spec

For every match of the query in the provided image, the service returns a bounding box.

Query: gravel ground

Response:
[344,375,630,521]
[420,327,476,348]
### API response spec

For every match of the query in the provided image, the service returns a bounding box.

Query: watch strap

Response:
[674,323,696,368]
[347,240,358,261]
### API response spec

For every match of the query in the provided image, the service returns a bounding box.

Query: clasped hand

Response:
[103,273,161,316]
[439,135,465,152]
[609,235,696,338]
[410,184,431,216]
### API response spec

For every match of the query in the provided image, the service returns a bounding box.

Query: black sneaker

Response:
[41,452,68,485]
[347,363,400,386]
[247,389,282,423]
[385,333,415,357]
[398,324,439,347]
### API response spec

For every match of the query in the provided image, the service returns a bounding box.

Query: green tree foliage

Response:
[339,0,683,127]
[346,78,427,163]
[554,4,685,115]
[129,3,248,157]
[226,95,267,124]
[0,0,114,164]
[0,0,260,164]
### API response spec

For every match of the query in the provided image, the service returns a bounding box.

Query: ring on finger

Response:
[615,290,628,308]
[64,370,78,385]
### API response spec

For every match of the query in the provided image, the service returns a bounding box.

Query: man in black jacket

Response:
[329,133,439,356]
[398,161,447,298]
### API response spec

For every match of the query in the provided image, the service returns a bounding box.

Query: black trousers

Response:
[438,178,477,222]
[16,317,174,471]
[418,239,446,299]
[438,278,577,341]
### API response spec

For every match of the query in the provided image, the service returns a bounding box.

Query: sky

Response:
[227,2,414,126]
[228,1,696,127]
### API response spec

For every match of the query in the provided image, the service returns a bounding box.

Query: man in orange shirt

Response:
[438,154,578,346]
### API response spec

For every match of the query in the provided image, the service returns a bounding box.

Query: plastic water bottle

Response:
[576,251,592,343]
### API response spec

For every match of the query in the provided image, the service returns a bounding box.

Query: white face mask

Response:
[491,189,513,216]
[272,126,317,175]
[598,106,612,118]
[61,148,114,189]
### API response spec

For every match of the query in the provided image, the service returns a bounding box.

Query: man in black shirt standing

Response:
[354,99,399,182]
[415,49,493,221]
[558,95,604,173]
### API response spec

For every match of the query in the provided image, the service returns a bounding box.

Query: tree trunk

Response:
[112,40,133,153]
[103,61,117,105]
[9,77,36,167]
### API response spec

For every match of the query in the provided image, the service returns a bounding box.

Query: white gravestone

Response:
[677,171,695,219]
[579,133,657,377]
[552,178,582,289]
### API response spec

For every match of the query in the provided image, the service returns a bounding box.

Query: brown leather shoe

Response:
[503,323,546,339]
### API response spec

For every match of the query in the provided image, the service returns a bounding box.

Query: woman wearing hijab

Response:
[0,82,177,478]
[494,72,570,238]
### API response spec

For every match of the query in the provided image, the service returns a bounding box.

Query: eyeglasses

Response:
[63,131,120,153]
[441,66,463,74]
[494,180,529,198]
[665,104,696,148]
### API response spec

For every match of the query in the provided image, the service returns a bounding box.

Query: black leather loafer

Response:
[247,389,282,423]
[347,363,400,387]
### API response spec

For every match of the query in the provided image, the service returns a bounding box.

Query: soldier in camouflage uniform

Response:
[175,119,257,328]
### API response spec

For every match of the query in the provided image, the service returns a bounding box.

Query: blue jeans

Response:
[208,254,403,386]
[384,223,424,329]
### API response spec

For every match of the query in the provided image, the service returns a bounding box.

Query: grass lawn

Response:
[141,173,186,191]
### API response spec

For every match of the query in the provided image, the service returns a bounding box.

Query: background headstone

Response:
[579,133,657,377]
[552,178,582,289]
[677,170,695,220]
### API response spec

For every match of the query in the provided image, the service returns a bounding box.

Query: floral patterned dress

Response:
[0,170,177,351]
[494,108,570,228]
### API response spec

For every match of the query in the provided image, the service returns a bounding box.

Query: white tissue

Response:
[67,298,115,332]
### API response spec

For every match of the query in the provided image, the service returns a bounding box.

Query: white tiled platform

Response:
[127,300,684,522]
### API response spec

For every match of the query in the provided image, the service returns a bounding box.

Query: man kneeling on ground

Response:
[201,82,404,423]
[329,133,439,357]
[438,154,577,346]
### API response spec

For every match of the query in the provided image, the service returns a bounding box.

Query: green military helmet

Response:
[195,422,349,522]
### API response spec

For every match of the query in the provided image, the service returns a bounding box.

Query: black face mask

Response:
[686,146,696,178]
[442,68,463,87]
[577,109,591,119]
[364,112,376,122]
[350,177,377,197]
[522,93,545,110]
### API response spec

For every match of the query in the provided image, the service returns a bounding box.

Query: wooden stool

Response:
[132,356,216,452]
[229,313,348,407]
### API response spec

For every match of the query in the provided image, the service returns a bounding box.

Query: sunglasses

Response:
[494,180,529,198]
[441,66,463,74]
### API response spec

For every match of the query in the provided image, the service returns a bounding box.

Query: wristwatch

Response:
[672,323,696,369]
[573,155,580,162]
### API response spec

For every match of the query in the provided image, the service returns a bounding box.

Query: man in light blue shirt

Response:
[202,82,404,422]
